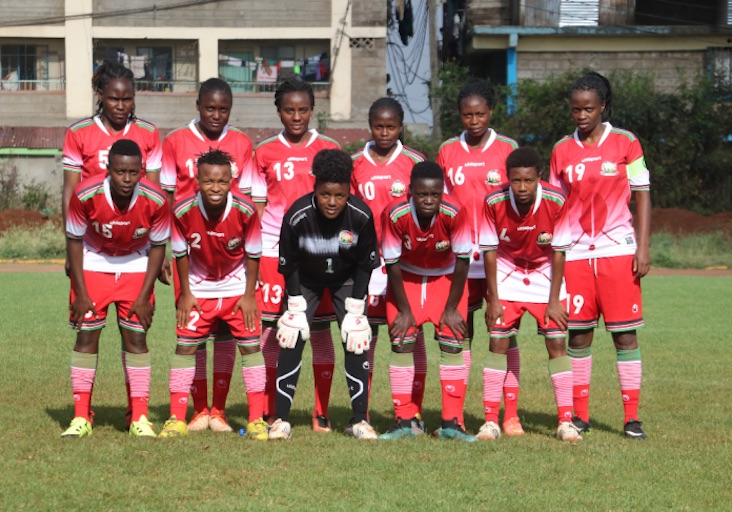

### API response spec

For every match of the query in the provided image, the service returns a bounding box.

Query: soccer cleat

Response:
[61,417,93,438]
[556,421,583,442]
[158,416,188,438]
[209,411,234,433]
[476,421,501,441]
[246,418,269,441]
[435,419,477,442]
[312,414,332,433]
[129,415,157,438]
[379,417,425,440]
[624,419,647,440]
[187,410,210,431]
[571,416,592,434]
[344,420,378,440]
[268,419,292,440]
[502,417,525,437]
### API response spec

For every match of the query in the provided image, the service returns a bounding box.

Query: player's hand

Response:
[485,299,504,331]
[233,294,259,333]
[341,297,371,355]
[276,295,309,349]
[389,309,417,347]
[545,297,569,332]
[129,297,154,332]
[70,295,97,332]
[176,292,200,329]
[158,258,173,286]
[633,246,651,278]
[439,307,467,342]
[64,257,71,278]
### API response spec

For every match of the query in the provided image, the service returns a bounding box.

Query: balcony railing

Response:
[0,80,65,91]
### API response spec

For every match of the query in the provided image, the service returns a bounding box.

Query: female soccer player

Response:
[350,97,428,414]
[268,149,379,440]
[62,139,170,438]
[550,71,650,439]
[160,78,256,433]
[435,78,523,435]
[479,147,580,442]
[251,79,340,432]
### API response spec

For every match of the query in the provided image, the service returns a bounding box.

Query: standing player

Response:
[158,150,268,441]
[62,139,170,438]
[550,72,650,439]
[62,62,163,428]
[350,97,428,414]
[479,147,580,442]
[436,78,523,435]
[379,161,475,441]
[252,79,340,432]
[160,78,256,433]
[267,149,379,440]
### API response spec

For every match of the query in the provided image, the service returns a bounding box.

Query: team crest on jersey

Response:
[227,237,242,250]
[601,161,618,176]
[486,170,502,185]
[537,232,553,244]
[339,230,355,247]
[435,240,451,251]
[391,180,406,197]
[133,227,149,239]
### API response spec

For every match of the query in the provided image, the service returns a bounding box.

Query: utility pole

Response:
[429,0,442,141]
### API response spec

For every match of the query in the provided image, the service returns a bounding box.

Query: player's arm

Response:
[276,215,309,348]
[233,256,260,333]
[129,244,166,332]
[174,253,199,329]
[67,237,97,331]
[385,262,416,344]
[483,249,503,329]
[439,256,468,340]
[633,190,651,278]
[545,250,569,331]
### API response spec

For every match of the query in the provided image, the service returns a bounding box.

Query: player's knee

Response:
[568,329,593,349]
[545,337,567,358]
[390,342,415,354]
[238,343,260,355]
[612,330,638,350]
[175,343,199,356]
[438,343,462,355]
[488,336,510,354]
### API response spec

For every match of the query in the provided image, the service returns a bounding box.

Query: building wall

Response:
[0,92,65,121]
[517,50,704,92]
[2,1,63,24]
[467,0,513,27]
[352,2,386,27]
[349,38,386,124]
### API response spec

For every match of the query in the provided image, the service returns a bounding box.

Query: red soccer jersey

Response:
[251,129,340,256]
[382,194,472,276]
[550,123,650,261]
[436,129,518,243]
[172,192,262,298]
[62,115,162,180]
[160,121,255,201]
[66,174,170,272]
[350,140,423,244]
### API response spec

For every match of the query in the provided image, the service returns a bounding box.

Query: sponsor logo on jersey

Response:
[339,230,355,247]
[279,256,286,265]
[369,250,376,261]
[110,220,131,226]
[371,174,392,181]
[227,237,242,250]
[287,157,308,162]
[464,161,485,167]
[133,227,149,238]
[206,230,225,238]
[537,231,553,244]
[435,240,450,251]
[416,234,434,242]
[517,225,536,231]
[582,156,602,163]
[486,170,502,185]
[601,161,619,176]
[391,180,406,197]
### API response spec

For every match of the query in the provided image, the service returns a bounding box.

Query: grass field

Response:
[1,271,730,511]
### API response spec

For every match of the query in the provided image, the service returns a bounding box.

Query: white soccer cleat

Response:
[476,421,502,440]
[556,421,583,442]
[187,410,210,431]
[268,418,292,440]
[344,420,378,440]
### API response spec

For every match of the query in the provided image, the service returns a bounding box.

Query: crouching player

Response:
[62,139,170,438]
[380,161,475,442]
[478,147,580,441]
[268,149,379,440]
[159,150,268,440]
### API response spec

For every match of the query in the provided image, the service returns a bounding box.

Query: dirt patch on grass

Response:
[650,208,732,237]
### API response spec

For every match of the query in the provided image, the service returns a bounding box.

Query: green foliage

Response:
[0,222,65,259]
[650,231,732,269]
[0,161,54,212]
[435,60,471,139]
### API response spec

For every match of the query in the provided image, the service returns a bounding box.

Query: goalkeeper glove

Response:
[341,297,371,355]
[277,295,309,349]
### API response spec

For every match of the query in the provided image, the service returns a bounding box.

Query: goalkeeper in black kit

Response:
[267,149,380,440]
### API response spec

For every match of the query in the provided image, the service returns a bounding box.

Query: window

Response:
[1,44,58,91]
[559,0,599,27]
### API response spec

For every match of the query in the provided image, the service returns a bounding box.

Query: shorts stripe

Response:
[68,318,106,331]
[119,318,146,333]
[489,326,520,338]
[605,318,644,332]
[568,319,599,330]
[390,333,416,346]
[177,336,207,347]
[236,336,261,348]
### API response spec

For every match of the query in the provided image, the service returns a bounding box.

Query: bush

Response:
[0,222,65,260]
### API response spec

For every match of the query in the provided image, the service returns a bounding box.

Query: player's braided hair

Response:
[410,160,445,185]
[197,148,233,169]
[571,71,612,122]
[312,149,352,185]
[369,97,404,124]
[457,77,496,110]
[108,139,142,160]
[198,77,232,102]
[274,79,315,109]
[505,147,542,176]
[91,61,136,119]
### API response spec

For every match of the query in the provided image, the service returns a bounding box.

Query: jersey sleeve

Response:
[251,150,268,202]
[243,207,262,258]
[149,200,171,245]
[65,192,87,239]
[381,207,403,265]
[171,215,188,258]
[160,135,178,192]
[356,212,379,272]
[237,147,256,196]
[479,197,499,252]
[626,138,650,191]
[549,148,568,194]
[450,207,473,258]
[62,128,83,174]
[551,202,572,252]
[145,128,163,174]
[277,214,298,277]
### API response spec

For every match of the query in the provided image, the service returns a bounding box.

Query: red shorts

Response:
[258,256,334,322]
[386,270,468,347]
[69,270,154,332]
[489,300,565,339]
[468,278,487,313]
[176,295,262,348]
[367,294,387,325]
[564,255,644,332]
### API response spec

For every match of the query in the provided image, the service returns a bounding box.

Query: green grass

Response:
[651,231,732,269]
[1,273,731,511]
[0,222,65,259]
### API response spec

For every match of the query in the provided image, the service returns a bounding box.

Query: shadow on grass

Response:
[46,404,131,432]
[517,409,617,436]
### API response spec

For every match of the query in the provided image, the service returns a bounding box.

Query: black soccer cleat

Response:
[623,419,647,440]
[571,416,592,433]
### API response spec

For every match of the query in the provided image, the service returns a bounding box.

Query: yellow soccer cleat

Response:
[129,414,157,438]
[246,418,269,441]
[61,417,93,438]
[158,416,189,438]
